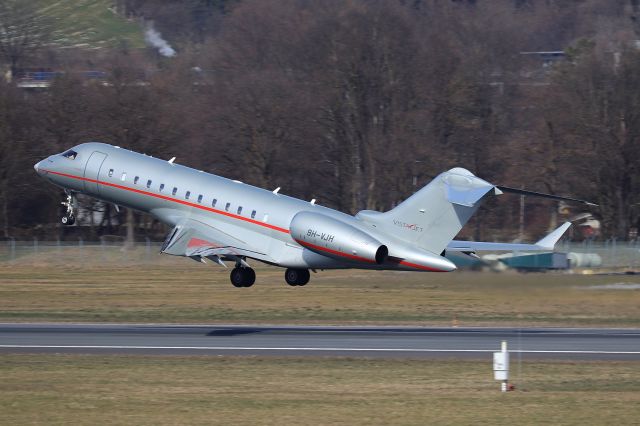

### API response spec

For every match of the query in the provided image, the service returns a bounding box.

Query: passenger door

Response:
[83,151,107,194]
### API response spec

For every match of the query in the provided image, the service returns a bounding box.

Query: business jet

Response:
[34,143,593,287]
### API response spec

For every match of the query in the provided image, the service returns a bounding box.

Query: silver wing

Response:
[160,218,269,266]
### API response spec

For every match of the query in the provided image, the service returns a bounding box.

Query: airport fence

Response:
[0,238,638,270]
[558,239,640,270]
[0,238,169,266]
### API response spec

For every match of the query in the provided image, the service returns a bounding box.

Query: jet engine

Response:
[290,211,388,264]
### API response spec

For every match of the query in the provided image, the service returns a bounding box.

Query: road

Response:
[1,323,639,360]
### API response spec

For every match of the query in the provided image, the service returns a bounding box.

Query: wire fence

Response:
[0,238,638,269]
[559,239,640,270]
[0,238,168,266]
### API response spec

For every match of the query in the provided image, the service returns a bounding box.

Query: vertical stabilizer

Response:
[364,168,496,255]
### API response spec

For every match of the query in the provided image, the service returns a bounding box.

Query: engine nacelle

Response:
[290,211,388,264]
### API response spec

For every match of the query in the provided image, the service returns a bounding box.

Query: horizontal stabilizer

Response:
[496,185,597,206]
[535,222,571,250]
[447,222,571,253]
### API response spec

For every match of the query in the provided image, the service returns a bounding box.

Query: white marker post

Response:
[493,340,510,392]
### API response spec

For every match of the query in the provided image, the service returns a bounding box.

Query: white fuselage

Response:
[34,142,456,272]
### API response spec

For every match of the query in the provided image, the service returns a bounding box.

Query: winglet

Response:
[535,222,571,250]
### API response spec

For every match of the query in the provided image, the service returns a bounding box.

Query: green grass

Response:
[40,0,144,49]
[1,260,639,326]
[1,355,639,425]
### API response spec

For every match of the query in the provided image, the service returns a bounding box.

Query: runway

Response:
[1,323,639,360]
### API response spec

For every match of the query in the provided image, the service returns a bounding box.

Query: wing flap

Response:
[161,218,267,262]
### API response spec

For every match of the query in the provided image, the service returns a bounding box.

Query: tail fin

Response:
[358,168,497,255]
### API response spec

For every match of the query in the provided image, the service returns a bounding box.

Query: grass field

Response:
[1,256,639,326]
[2,253,638,424]
[1,355,639,425]
[41,0,145,49]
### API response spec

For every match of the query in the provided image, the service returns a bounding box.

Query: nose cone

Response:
[34,159,50,177]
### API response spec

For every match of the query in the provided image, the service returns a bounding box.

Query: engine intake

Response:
[290,211,388,265]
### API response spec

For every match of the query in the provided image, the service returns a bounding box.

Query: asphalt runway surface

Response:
[1,323,639,360]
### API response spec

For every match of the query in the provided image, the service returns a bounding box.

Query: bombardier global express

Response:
[34,143,593,287]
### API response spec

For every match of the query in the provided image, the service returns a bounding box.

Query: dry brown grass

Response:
[1,355,639,425]
[0,261,639,326]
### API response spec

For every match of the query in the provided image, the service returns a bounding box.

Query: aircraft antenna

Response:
[168,157,176,165]
[272,187,281,194]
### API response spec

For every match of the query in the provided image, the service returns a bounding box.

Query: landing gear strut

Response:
[285,268,310,286]
[61,192,76,226]
[230,267,256,288]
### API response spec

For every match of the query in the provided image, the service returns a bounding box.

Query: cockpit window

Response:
[62,150,77,160]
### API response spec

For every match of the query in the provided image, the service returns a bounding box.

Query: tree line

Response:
[0,0,639,241]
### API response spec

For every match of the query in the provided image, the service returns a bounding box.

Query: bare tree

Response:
[544,43,640,238]
[0,1,52,76]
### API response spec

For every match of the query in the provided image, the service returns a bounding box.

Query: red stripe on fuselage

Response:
[397,260,446,272]
[295,239,446,271]
[294,239,376,264]
[44,170,448,272]
[42,169,291,234]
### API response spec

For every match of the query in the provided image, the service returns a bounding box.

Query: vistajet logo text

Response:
[393,219,424,233]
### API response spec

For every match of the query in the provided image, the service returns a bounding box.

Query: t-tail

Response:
[358,168,498,255]
[357,167,595,256]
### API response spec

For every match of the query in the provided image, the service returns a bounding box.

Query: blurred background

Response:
[0,0,639,248]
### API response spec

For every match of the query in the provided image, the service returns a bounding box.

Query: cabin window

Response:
[172,187,178,196]
[251,210,256,219]
[237,206,243,215]
[134,176,140,184]
[146,179,152,189]
[225,202,230,212]
[185,191,191,200]
[108,169,114,177]
[197,194,203,203]
[121,172,127,182]
[62,150,77,160]
[212,199,217,208]
[159,184,165,192]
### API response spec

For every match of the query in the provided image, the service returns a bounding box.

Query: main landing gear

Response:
[61,192,76,226]
[230,267,256,288]
[285,268,310,286]
[227,260,311,288]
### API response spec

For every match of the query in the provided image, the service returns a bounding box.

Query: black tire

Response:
[285,268,299,286]
[296,269,310,286]
[230,268,245,288]
[285,268,310,286]
[230,267,256,288]
[61,215,75,226]
[243,268,256,287]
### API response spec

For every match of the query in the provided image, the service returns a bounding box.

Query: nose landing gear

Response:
[61,193,76,226]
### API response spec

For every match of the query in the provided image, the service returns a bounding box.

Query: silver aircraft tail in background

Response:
[34,142,594,287]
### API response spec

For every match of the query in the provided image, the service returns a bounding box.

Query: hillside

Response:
[40,0,145,49]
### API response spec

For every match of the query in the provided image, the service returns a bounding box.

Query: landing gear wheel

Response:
[61,215,75,226]
[61,193,76,226]
[285,268,310,286]
[243,268,256,287]
[230,267,256,288]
